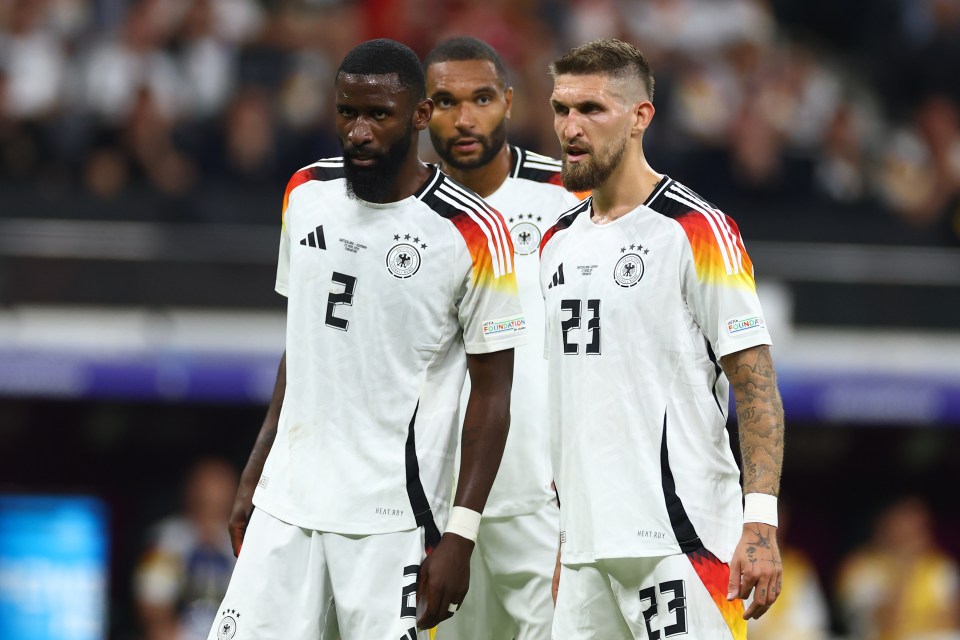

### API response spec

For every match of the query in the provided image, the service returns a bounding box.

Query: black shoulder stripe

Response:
[418,168,471,219]
[644,177,720,220]
[304,158,346,182]
[540,197,590,254]
[513,146,564,184]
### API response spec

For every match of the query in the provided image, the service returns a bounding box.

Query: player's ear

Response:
[414,98,434,130]
[633,100,654,135]
[504,86,514,120]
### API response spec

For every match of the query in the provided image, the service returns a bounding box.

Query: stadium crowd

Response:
[1,0,960,244]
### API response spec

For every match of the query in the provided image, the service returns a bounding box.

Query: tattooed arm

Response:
[720,344,785,620]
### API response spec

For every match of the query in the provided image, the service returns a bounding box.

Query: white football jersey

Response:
[458,147,581,517]
[254,160,525,541]
[540,176,772,565]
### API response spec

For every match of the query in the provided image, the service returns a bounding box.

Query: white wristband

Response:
[743,493,778,527]
[445,506,482,542]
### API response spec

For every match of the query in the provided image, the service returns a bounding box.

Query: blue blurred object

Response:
[0,496,109,640]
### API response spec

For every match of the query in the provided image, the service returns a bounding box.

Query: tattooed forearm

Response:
[721,345,784,497]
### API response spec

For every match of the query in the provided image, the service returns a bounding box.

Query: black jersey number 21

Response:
[325,272,357,331]
[560,299,601,355]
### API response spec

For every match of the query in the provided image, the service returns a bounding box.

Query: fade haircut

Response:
[550,38,654,102]
[423,36,508,88]
[337,39,426,99]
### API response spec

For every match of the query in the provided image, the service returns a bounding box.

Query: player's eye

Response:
[552,104,568,115]
[476,95,492,106]
[373,110,389,120]
[437,98,454,109]
[337,107,356,118]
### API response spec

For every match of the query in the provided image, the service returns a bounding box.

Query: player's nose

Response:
[562,120,584,142]
[348,117,374,145]
[454,104,476,129]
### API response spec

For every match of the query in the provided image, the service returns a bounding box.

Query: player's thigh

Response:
[323,527,430,640]
[482,502,559,638]
[207,508,337,640]
[606,551,747,640]
[433,540,512,640]
[553,562,634,640]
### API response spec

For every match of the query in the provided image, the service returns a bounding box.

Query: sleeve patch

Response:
[482,314,527,339]
[726,315,766,336]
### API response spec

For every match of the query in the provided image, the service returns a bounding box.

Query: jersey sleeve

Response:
[677,210,772,358]
[276,222,290,297]
[276,166,319,297]
[453,205,527,354]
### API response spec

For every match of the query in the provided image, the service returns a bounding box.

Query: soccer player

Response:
[423,37,581,640]
[208,39,526,640]
[540,39,785,639]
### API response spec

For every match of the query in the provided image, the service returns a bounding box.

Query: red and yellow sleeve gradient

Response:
[449,212,518,294]
[676,212,757,290]
[281,166,323,230]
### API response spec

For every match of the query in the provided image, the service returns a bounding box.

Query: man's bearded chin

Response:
[433,119,507,170]
[342,128,414,203]
[560,136,627,192]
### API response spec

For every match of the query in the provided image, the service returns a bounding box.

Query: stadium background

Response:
[1,0,959,638]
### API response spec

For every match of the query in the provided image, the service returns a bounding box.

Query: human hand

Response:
[227,486,255,557]
[416,533,473,629]
[727,522,782,619]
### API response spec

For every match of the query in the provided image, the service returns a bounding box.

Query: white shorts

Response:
[553,548,747,640]
[207,508,430,640]
[435,499,559,640]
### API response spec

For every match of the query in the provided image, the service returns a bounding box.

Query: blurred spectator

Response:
[748,506,830,640]
[623,0,774,61]
[137,88,195,191]
[873,94,960,241]
[175,0,237,119]
[814,101,876,204]
[78,0,183,122]
[0,0,67,119]
[209,85,279,186]
[134,457,238,640]
[836,495,960,640]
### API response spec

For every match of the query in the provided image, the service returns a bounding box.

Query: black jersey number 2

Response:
[560,299,601,355]
[325,272,357,331]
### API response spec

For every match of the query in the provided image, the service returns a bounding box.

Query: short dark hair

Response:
[550,38,654,101]
[423,36,508,87]
[337,38,426,99]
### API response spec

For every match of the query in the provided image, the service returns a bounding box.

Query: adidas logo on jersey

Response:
[547,263,565,289]
[299,225,326,250]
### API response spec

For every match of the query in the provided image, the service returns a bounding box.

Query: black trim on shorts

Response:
[660,410,705,553]
[404,401,442,552]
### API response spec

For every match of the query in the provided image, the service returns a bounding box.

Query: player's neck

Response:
[590,154,661,223]
[383,152,434,203]
[441,144,511,199]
